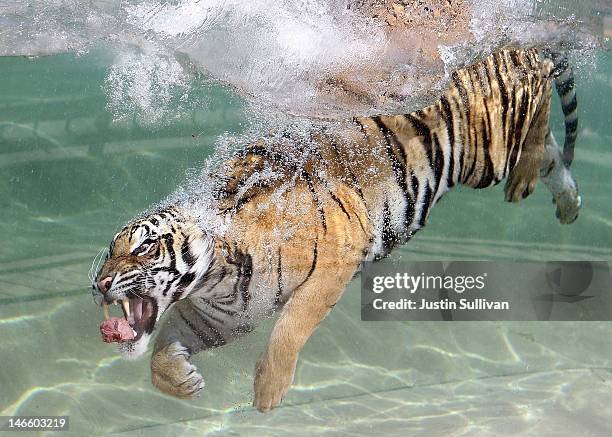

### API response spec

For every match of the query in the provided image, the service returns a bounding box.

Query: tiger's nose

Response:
[98,276,114,293]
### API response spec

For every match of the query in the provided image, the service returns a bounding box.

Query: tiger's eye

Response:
[133,243,150,256]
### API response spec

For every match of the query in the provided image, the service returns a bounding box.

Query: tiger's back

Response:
[220,48,567,264]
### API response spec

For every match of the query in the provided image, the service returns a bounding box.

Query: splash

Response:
[104,49,192,125]
[1,1,607,123]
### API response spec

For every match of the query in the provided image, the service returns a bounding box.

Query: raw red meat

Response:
[100,317,135,343]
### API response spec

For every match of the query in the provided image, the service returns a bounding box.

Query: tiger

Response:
[92,47,581,412]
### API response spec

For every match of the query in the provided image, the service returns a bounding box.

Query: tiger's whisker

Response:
[89,247,105,283]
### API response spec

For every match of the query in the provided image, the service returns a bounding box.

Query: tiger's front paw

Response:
[151,342,205,399]
[253,352,297,413]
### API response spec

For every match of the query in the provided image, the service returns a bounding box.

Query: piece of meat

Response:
[100,317,135,343]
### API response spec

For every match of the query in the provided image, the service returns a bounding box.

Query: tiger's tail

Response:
[544,50,578,167]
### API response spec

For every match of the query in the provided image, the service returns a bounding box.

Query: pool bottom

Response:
[114,367,612,437]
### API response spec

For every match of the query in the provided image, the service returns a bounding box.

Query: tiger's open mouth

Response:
[101,295,157,342]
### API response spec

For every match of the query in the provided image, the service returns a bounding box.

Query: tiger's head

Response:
[92,207,215,358]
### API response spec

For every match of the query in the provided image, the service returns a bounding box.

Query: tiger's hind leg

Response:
[539,131,581,224]
[504,94,551,203]
[150,297,252,399]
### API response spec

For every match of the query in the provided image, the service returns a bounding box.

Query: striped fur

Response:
[547,50,578,166]
[92,47,582,411]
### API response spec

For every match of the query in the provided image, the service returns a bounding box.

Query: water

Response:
[1,2,612,436]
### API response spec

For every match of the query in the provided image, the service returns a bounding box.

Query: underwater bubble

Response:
[104,48,192,125]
